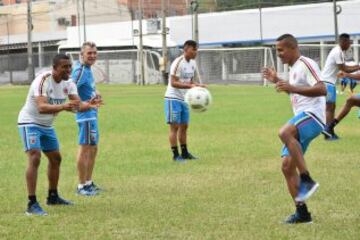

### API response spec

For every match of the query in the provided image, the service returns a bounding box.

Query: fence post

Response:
[320,40,326,69]
[221,51,228,84]
[263,48,268,86]
[354,36,359,64]
[38,42,43,69]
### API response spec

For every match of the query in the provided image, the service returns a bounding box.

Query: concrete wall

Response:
[0,0,131,37]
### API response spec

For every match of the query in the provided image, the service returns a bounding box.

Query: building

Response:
[0,0,131,50]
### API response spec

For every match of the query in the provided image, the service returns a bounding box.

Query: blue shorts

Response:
[341,78,349,86]
[341,78,357,89]
[325,82,336,103]
[18,126,59,152]
[281,112,324,157]
[78,120,99,145]
[164,98,190,124]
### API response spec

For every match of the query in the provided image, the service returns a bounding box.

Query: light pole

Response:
[77,0,81,47]
[82,0,86,42]
[161,0,168,84]
[191,0,199,43]
[138,0,145,85]
[7,18,13,84]
[333,0,339,43]
[27,0,34,83]
[258,2,263,43]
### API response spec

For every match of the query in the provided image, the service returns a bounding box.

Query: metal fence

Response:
[1,44,359,85]
[0,51,58,85]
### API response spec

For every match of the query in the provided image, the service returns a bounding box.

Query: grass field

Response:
[0,84,360,240]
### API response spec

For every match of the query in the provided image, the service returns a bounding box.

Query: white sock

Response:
[85,180,93,186]
[78,184,85,189]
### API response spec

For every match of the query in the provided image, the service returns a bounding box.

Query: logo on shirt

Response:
[49,89,53,94]
[63,88,68,95]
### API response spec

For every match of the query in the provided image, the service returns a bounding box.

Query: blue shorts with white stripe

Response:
[18,125,59,152]
[281,112,323,157]
[164,98,189,124]
[78,120,99,145]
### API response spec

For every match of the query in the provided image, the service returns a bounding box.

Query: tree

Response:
[216,0,343,11]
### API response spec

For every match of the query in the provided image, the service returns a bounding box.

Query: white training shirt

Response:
[321,45,345,84]
[165,55,198,101]
[18,71,78,128]
[289,56,326,124]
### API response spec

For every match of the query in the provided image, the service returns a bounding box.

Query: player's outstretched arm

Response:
[337,71,360,81]
[68,94,102,112]
[276,81,327,97]
[262,67,283,84]
[36,96,78,114]
[338,64,360,73]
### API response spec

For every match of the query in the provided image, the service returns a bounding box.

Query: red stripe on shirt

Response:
[173,56,184,76]
[38,73,51,95]
[299,58,321,82]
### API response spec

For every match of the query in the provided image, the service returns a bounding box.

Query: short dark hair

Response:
[339,33,350,40]
[53,54,70,67]
[183,40,198,49]
[276,34,298,48]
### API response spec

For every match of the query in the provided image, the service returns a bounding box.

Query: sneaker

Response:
[25,202,48,216]
[76,185,98,196]
[89,182,103,193]
[324,125,339,141]
[284,211,312,224]
[46,195,73,205]
[181,152,198,160]
[325,134,339,141]
[295,180,319,202]
[173,155,186,163]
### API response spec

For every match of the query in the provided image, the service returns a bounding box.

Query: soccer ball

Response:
[184,87,212,112]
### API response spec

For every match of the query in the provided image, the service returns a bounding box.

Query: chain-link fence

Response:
[1,44,359,85]
[197,47,275,85]
[0,51,58,85]
[67,50,162,85]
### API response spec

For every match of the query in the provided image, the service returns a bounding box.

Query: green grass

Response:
[0,84,360,239]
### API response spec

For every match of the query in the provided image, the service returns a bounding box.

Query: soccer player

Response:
[321,33,360,140]
[72,42,103,196]
[164,40,205,162]
[263,34,327,224]
[18,54,100,216]
[326,70,360,135]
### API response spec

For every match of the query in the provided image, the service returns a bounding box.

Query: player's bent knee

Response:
[278,129,290,142]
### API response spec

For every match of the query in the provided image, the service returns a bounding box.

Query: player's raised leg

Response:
[281,156,312,224]
[279,121,319,201]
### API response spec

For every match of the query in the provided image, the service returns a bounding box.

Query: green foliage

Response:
[216,0,342,10]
